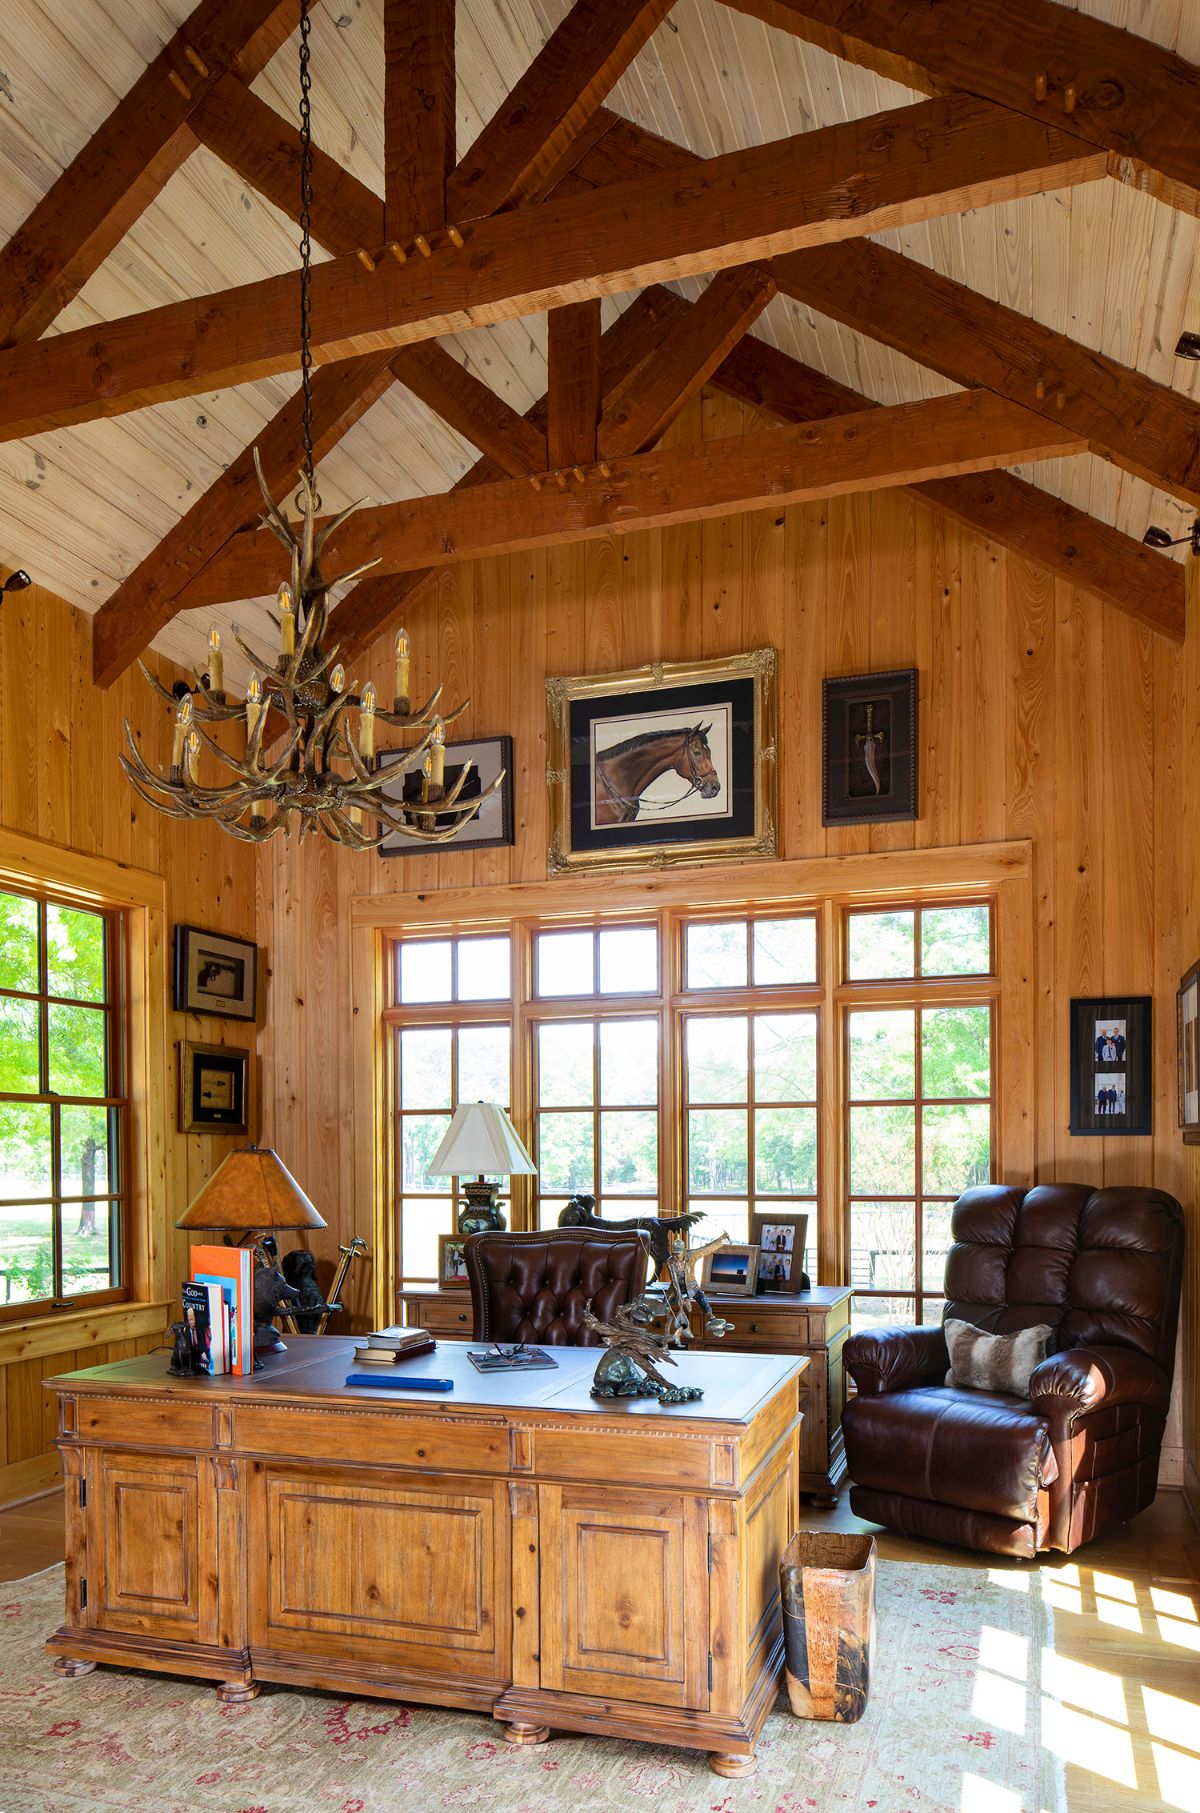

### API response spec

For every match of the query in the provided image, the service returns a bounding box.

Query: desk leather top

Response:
[47,1336,806,1427]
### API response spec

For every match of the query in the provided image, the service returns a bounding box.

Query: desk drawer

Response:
[721,1306,808,1349]
[412,1297,474,1335]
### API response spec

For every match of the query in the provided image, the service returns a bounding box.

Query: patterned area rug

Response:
[0,1560,1065,1813]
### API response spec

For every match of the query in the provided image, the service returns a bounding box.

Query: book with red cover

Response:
[190,1244,254,1375]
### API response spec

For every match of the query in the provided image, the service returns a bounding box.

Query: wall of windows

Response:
[386,896,997,1323]
[0,886,127,1317]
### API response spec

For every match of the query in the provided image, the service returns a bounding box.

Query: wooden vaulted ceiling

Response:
[1,0,1199,690]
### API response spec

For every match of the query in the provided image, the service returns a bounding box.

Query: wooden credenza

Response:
[400,1282,850,1504]
[46,1338,805,1777]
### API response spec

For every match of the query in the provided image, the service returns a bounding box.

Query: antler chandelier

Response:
[120,0,496,850]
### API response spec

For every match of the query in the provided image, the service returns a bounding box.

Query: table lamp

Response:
[176,1145,327,1351]
[428,1102,536,1234]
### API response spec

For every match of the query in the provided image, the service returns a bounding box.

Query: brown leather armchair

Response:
[465,1227,648,1345]
[842,1184,1184,1558]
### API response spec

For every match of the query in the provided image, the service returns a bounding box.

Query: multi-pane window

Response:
[0,888,126,1316]
[394,934,513,1281]
[533,925,660,1226]
[387,899,996,1305]
[844,906,993,1330]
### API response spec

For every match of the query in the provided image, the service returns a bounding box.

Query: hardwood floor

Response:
[3,1485,1197,1812]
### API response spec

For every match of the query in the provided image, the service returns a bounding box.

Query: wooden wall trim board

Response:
[348,839,1032,930]
[0,578,258,1508]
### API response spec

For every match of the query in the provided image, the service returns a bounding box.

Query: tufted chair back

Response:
[465,1228,649,1345]
[944,1184,1184,1370]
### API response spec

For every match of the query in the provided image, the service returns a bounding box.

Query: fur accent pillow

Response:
[944,1318,1055,1399]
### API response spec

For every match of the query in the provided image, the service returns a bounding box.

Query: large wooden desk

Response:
[401,1281,849,1502]
[45,1338,805,1777]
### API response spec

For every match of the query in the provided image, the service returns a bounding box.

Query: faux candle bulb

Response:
[430,716,445,788]
[330,664,346,693]
[279,583,295,657]
[359,682,377,761]
[186,730,200,782]
[245,672,264,746]
[171,705,188,771]
[394,628,411,709]
[207,624,223,695]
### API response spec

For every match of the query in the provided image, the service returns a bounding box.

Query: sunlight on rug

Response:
[0,1559,1065,1813]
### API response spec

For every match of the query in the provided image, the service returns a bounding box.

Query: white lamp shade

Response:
[428,1102,537,1177]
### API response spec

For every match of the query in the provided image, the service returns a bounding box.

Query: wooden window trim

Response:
[0,829,169,1357]
[354,843,1034,1326]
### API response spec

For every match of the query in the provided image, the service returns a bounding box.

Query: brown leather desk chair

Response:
[465,1227,648,1346]
[842,1184,1184,1558]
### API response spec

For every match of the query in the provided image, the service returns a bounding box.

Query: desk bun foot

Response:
[709,1752,756,1778]
[53,1656,97,1679]
[501,1720,550,1746]
[217,1679,260,1705]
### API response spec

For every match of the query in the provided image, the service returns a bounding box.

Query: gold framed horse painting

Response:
[545,650,778,874]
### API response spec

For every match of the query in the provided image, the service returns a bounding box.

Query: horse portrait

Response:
[593,721,722,826]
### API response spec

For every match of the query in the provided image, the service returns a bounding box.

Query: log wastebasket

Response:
[780,1529,876,1722]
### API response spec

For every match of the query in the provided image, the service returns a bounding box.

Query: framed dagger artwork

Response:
[821,669,919,826]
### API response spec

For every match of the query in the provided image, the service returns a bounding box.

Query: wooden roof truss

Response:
[2,0,1196,686]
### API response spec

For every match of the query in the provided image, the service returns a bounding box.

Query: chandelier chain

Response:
[298,0,315,497]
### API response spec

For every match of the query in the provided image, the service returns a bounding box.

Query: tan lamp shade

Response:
[428,1103,536,1178]
[175,1145,327,1233]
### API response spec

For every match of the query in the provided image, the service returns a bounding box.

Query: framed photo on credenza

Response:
[750,1211,809,1293]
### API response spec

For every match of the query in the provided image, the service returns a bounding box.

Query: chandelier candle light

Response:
[118,0,500,851]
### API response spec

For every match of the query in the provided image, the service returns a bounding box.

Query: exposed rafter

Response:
[706,318,1185,640]
[574,112,1200,511]
[0,0,303,348]
[548,301,603,468]
[390,344,549,477]
[723,0,1200,217]
[384,0,457,240]
[90,352,397,688]
[446,0,677,221]
[599,266,776,458]
[174,391,1086,607]
[0,95,1107,440]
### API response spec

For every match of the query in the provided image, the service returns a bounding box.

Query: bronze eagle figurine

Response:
[557,1193,703,1276]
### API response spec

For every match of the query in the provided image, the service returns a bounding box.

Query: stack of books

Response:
[181,1246,255,1375]
[352,1325,436,1366]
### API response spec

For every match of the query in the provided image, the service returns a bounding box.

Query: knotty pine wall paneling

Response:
[0,578,257,1506]
[254,391,1195,1496]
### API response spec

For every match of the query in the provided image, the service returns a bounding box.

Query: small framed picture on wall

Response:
[1178,962,1200,1143]
[1068,996,1152,1137]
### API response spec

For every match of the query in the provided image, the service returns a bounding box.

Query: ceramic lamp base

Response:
[458,1178,506,1236]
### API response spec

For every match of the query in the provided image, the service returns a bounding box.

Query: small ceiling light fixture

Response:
[1142,520,1200,554]
[1175,331,1200,360]
[2,570,32,593]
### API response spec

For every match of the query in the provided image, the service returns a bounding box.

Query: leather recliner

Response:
[842,1184,1184,1558]
[465,1227,649,1345]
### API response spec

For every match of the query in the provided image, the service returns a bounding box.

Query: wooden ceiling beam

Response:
[0,0,303,348]
[384,0,456,240]
[90,351,397,687]
[447,0,677,222]
[548,301,603,468]
[573,111,1200,511]
[176,390,1086,605]
[599,265,776,457]
[722,0,1200,218]
[283,289,678,662]
[190,72,385,254]
[390,343,549,477]
[0,94,1107,440]
[708,320,1185,640]
[775,239,1200,510]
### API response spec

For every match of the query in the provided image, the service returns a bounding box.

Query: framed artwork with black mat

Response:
[178,1039,249,1134]
[546,649,777,875]
[173,924,258,1021]
[822,668,918,826]
[1069,996,1152,1136]
[377,736,514,854]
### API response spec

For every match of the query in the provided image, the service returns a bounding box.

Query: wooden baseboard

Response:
[0,1452,62,1511]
